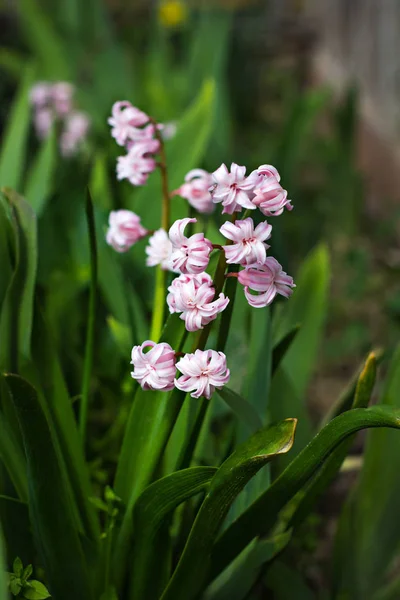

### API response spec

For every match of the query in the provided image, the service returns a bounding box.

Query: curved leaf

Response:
[288,352,377,529]
[5,375,93,600]
[0,190,37,371]
[211,405,400,580]
[161,419,297,600]
[131,466,217,599]
[0,408,27,501]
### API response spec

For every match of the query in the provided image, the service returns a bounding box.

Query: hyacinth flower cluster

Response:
[106,101,295,399]
[29,81,90,156]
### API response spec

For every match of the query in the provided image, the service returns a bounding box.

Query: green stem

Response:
[79,189,98,441]
[149,118,170,342]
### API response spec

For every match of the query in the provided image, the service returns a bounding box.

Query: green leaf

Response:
[22,564,33,582]
[264,560,315,600]
[28,305,99,542]
[270,244,330,460]
[0,65,34,191]
[5,375,93,600]
[79,189,98,441]
[217,387,263,434]
[18,0,71,79]
[0,190,37,371]
[24,128,57,216]
[10,576,22,596]
[13,557,23,577]
[132,80,215,229]
[210,405,400,581]
[131,466,217,599]
[288,352,377,529]
[333,345,400,599]
[0,402,28,501]
[204,531,292,600]
[161,419,297,600]
[271,324,300,374]
[22,580,51,599]
[0,496,33,566]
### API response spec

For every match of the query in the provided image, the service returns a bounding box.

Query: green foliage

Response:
[7,557,50,599]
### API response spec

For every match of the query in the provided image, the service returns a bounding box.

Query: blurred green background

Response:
[1,0,400,596]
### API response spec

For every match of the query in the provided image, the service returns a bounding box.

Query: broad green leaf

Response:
[333,345,400,599]
[161,419,297,600]
[131,467,217,599]
[288,352,377,529]
[217,387,263,434]
[0,196,13,309]
[5,375,93,600]
[23,580,51,599]
[211,405,400,580]
[0,190,37,371]
[131,80,215,229]
[270,245,330,459]
[0,524,7,600]
[18,0,71,79]
[24,128,57,216]
[204,531,292,600]
[0,66,34,191]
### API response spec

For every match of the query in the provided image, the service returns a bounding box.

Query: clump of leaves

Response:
[7,557,50,599]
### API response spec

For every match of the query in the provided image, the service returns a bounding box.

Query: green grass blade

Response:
[0,190,37,371]
[204,531,292,600]
[24,127,57,216]
[79,189,98,441]
[0,407,28,502]
[5,375,93,600]
[288,352,377,529]
[0,523,7,600]
[29,305,99,541]
[333,344,400,598]
[211,405,400,580]
[217,387,263,434]
[161,419,297,600]
[0,65,34,191]
[131,467,217,599]
[270,244,330,459]
[18,0,71,79]
[0,495,34,567]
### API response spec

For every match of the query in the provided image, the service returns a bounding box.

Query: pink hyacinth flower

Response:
[145,228,177,272]
[238,257,295,308]
[60,111,90,157]
[29,82,52,107]
[169,218,213,274]
[33,107,54,140]
[220,217,272,266]
[211,163,260,214]
[175,349,230,399]
[173,169,214,214]
[252,178,293,217]
[131,340,176,391]
[108,101,149,146]
[167,272,229,332]
[257,164,281,181]
[51,82,74,116]
[106,209,148,253]
[116,139,159,186]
